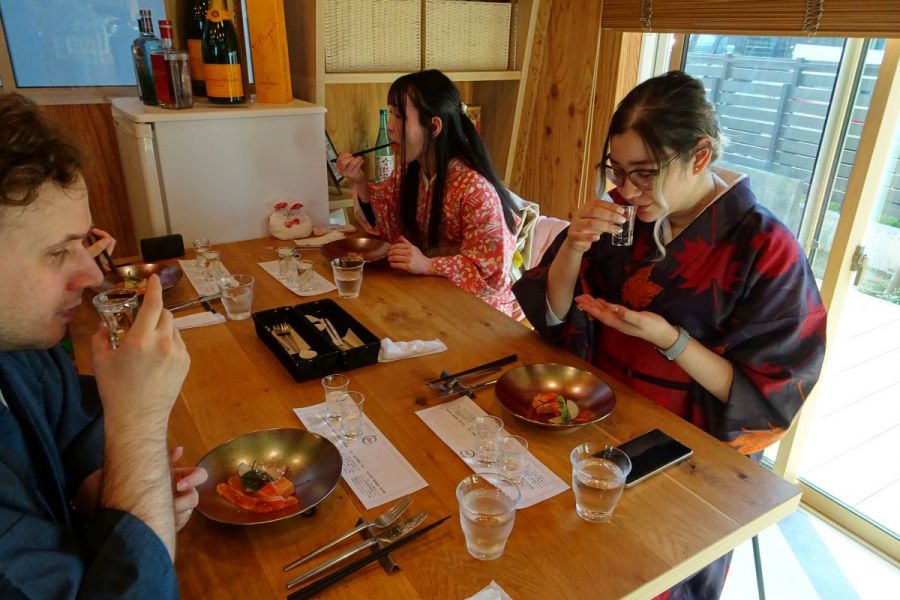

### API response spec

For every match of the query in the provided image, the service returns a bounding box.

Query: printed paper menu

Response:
[258,260,336,296]
[178,259,231,297]
[415,397,569,509]
[294,403,428,509]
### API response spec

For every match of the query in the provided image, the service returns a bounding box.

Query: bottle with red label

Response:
[202,0,245,105]
[150,20,193,109]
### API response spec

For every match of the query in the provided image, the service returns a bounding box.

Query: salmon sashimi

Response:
[217,475,298,513]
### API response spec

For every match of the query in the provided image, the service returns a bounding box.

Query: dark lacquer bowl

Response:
[495,363,616,431]
[95,263,182,293]
[195,428,343,526]
[322,237,390,263]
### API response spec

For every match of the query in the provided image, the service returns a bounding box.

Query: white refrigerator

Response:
[111,97,329,245]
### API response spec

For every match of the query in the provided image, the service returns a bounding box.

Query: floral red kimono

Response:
[358,158,519,317]
[514,171,827,599]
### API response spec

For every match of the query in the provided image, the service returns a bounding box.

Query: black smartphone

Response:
[617,429,693,488]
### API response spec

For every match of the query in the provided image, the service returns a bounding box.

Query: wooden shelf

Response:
[324,70,524,85]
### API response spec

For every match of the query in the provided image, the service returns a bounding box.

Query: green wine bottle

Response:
[374,109,394,182]
[202,0,245,104]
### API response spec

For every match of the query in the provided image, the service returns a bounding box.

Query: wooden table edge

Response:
[622,488,802,599]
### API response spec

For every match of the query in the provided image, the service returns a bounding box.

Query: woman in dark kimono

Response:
[513,71,827,599]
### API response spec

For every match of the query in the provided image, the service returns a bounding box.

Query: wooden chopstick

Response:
[286,516,449,599]
[329,142,393,162]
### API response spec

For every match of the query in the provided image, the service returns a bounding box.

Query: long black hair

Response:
[387,70,517,252]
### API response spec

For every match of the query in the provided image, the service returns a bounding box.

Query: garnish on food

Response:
[216,461,298,513]
[122,276,148,292]
[531,392,597,424]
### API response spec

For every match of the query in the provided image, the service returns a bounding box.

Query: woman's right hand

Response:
[566,199,627,254]
[335,152,366,186]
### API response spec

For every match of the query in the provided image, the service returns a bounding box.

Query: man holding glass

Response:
[0,92,204,597]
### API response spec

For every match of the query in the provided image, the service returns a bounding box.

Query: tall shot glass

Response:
[92,288,140,349]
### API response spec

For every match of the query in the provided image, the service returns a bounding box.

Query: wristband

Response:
[656,326,691,361]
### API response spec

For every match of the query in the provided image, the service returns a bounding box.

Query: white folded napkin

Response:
[293,230,346,248]
[466,582,512,600]
[378,337,448,362]
[174,311,226,330]
[313,224,357,236]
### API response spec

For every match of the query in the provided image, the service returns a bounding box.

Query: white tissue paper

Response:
[174,311,226,330]
[378,337,448,362]
[466,581,513,600]
[293,230,346,248]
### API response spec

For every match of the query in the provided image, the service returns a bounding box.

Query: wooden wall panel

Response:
[42,104,138,257]
[508,0,604,220]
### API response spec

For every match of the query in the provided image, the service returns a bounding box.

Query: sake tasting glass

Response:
[201,250,222,281]
[277,246,298,278]
[296,260,315,292]
[192,237,211,268]
[92,288,140,350]
[456,473,521,560]
[321,374,350,422]
[473,415,504,467]
[570,443,632,523]
[339,391,366,440]
[499,435,528,485]
[216,274,254,320]
[331,257,365,299]
[610,204,636,247]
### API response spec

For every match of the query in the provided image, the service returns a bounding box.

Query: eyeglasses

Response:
[600,152,681,192]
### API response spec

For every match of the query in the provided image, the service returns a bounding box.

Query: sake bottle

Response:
[374,109,394,182]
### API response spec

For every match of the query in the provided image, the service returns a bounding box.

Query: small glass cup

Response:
[216,274,254,320]
[499,435,529,485]
[472,415,504,467]
[277,246,298,278]
[201,249,222,280]
[456,473,521,560]
[321,374,350,422]
[296,259,315,291]
[192,237,211,268]
[92,288,140,349]
[331,257,365,299]
[339,391,365,440]
[610,204,637,246]
[570,443,632,523]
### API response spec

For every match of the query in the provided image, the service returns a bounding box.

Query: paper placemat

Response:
[258,260,336,296]
[178,259,232,297]
[294,403,428,510]
[416,397,569,509]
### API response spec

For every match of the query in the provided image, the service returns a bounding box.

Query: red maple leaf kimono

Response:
[358,158,519,317]
[514,172,827,454]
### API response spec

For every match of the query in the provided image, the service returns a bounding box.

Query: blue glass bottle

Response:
[131,9,161,105]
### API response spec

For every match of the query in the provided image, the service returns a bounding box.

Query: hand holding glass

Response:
[92,288,140,349]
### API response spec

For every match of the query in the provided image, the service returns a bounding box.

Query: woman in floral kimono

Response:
[336,70,520,317]
[514,71,827,599]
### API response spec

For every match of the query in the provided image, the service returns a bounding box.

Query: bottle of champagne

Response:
[151,20,193,109]
[185,0,209,97]
[131,9,161,106]
[202,0,245,105]
[374,109,394,182]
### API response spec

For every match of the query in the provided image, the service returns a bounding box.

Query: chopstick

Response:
[425,354,518,385]
[286,515,449,599]
[329,142,393,162]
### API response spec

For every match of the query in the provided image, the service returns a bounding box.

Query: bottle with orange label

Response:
[185,0,209,97]
[201,0,245,104]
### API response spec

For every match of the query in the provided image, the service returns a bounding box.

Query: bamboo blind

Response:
[601,0,900,38]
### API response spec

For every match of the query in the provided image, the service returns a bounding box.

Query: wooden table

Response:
[71,237,801,599]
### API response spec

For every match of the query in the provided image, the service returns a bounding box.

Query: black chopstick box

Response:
[252,299,380,382]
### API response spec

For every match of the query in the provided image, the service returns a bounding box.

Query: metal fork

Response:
[272,323,300,354]
[283,495,412,572]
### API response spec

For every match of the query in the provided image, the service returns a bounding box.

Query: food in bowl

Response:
[215,461,299,513]
[532,392,597,425]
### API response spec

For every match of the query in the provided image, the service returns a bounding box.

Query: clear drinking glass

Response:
[216,274,254,320]
[570,443,632,523]
[92,288,140,349]
[277,246,298,278]
[296,259,315,291]
[192,237,211,268]
[472,415,504,467]
[339,391,365,440]
[331,257,365,299]
[321,374,350,422]
[456,473,521,560]
[610,205,637,246]
[499,435,528,484]
[201,249,222,280]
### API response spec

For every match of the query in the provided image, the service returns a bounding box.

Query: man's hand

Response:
[387,236,435,275]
